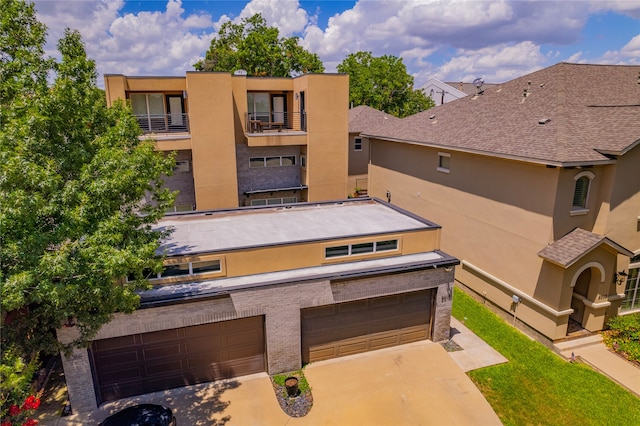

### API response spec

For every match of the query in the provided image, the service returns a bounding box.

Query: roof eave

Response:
[364,135,616,168]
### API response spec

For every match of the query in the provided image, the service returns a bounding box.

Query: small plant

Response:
[602,313,640,363]
[272,369,311,393]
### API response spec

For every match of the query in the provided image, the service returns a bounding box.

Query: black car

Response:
[99,404,176,426]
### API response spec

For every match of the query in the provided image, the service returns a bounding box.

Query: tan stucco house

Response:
[104,72,349,210]
[347,105,400,196]
[58,198,458,414]
[364,63,640,343]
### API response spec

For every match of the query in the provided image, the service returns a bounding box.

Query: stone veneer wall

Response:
[58,266,454,414]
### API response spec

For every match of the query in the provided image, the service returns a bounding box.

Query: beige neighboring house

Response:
[58,198,458,414]
[347,105,400,195]
[364,63,640,343]
[104,72,349,211]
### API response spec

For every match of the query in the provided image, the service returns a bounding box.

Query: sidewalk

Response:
[447,317,509,371]
[554,334,640,397]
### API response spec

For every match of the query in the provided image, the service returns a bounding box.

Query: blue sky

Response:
[33,0,640,88]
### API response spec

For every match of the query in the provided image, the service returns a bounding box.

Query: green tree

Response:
[0,0,175,363]
[195,13,324,76]
[337,51,434,118]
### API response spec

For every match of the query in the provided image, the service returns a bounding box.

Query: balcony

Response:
[245,111,307,147]
[136,113,190,134]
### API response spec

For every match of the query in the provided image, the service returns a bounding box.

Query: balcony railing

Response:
[245,111,306,134]
[135,113,190,133]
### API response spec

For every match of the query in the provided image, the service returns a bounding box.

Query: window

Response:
[324,239,399,259]
[571,171,594,214]
[174,160,190,172]
[621,254,640,312]
[266,157,281,167]
[249,156,296,168]
[128,258,222,282]
[251,197,297,206]
[191,260,222,274]
[300,155,306,168]
[354,137,362,151]
[438,152,450,173]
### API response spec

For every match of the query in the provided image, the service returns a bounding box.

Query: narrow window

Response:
[438,152,450,173]
[251,199,268,206]
[281,156,296,166]
[326,245,349,258]
[191,260,221,274]
[249,157,265,168]
[376,240,398,252]
[266,157,281,167]
[354,137,363,151]
[351,242,374,255]
[300,155,306,168]
[571,171,594,214]
[572,176,589,209]
[161,263,190,278]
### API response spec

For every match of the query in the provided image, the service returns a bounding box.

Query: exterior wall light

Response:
[614,270,628,285]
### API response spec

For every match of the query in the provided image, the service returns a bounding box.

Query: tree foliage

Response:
[0,0,176,361]
[337,51,433,118]
[194,13,324,77]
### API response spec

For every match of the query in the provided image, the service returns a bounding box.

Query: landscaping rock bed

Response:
[271,379,313,417]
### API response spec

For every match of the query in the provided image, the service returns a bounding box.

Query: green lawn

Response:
[452,287,640,426]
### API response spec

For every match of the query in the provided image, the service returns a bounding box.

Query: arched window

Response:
[572,171,594,212]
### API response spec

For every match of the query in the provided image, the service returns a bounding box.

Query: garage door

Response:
[301,290,434,364]
[90,316,265,403]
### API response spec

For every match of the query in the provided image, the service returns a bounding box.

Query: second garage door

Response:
[90,316,265,403]
[301,290,434,364]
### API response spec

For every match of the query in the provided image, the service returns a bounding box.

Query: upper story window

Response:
[325,239,398,259]
[571,171,594,215]
[130,92,187,133]
[354,137,363,151]
[437,152,450,173]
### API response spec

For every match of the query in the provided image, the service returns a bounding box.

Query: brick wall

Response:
[59,267,454,414]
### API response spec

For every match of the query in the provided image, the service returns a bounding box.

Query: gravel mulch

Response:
[271,378,313,417]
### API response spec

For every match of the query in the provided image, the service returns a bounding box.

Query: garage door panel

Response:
[144,360,184,376]
[142,343,185,360]
[302,290,434,364]
[140,328,184,344]
[93,335,137,351]
[91,316,265,403]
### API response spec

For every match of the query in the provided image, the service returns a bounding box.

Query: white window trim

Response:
[324,239,399,259]
[570,171,595,215]
[354,137,363,152]
[437,152,450,174]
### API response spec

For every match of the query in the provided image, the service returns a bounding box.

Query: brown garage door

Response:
[302,290,434,364]
[90,316,265,403]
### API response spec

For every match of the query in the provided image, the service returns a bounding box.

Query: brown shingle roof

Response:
[538,228,633,268]
[349,105,400,133]
[364,63,640,165]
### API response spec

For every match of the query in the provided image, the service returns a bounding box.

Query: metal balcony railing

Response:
[245,111,306,134]
[135,113,190,133]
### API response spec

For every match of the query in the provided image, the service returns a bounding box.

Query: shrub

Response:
[603,313,640,363]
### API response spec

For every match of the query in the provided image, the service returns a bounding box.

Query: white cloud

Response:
[34,0,216,84]
[30,0,640,89]
[238,0,308,35]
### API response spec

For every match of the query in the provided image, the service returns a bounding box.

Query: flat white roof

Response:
[155,199,439,256]
[140,251,456,306]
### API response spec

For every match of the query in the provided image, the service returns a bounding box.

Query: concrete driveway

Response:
[78,340,501,426]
